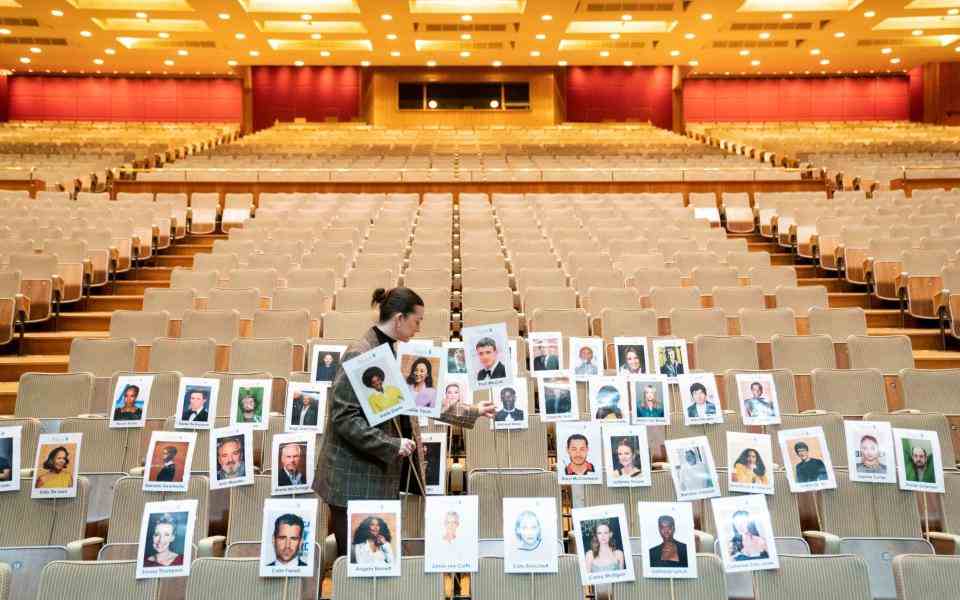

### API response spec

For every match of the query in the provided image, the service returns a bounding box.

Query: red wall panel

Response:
[684,75,910,122]
[251,66,361,131]
[564,66,673,129]
[6,76,242,122]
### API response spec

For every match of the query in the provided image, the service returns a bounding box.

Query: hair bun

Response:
[371,288,388,306]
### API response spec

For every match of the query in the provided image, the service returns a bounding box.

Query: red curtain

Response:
[251,66,361,131]
[565,66,674,129]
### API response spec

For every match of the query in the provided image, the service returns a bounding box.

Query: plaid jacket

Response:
[315,327,480,507]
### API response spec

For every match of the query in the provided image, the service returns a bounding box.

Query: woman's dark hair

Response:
[43,446,70,472]
[354,516,392,545]
[730,510,762,556]
[587,519,622,559]
[361,366,386,388]
[122,384,140,398]
[371,287,424,323]
[613,436,643,470]
[405,357,434,388]
[596,405,624,420]
[734,448,767,478]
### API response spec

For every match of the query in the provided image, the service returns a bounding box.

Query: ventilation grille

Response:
[730,21,813,31]
[415,40,507,51]
[423,23,509,32]
[583,2,674,11]
[0,37,67,45]
[712,40,791,48]
[559,39,649,49]
[153,40,216,48]
[0,17,39,27]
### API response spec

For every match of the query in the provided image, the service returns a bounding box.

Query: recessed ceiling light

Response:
[492,60,502,67]
[461,14,472,21]
[609,32,621,39]
[387,33,398,40]
[956,45,960,52]
[218,13,230,20]
[912,29,923,36]
[310,33,321,40]
[361,60,371,66]
[530,50,541,56]
[105,48,116,55]
[320,50,330,57]
[623,60,633,66]
[294,60,304,66]
[51,9,64,17]
[684,32,696,40]
[80,30,92,38]
[158,32,170,38]
[810,48,821,55]
[891,57,901,64]
[536,33,547,40]
[739,49,750,56]
[227,59,238,66]
[689,59,700,66]
[427,100,438,109]
[249,50,259,57]
[0,29,10,35]
[881,47,892,54]
[864,10,876,17]
[461,33,471,40]
[19,57,29,64]
[834,31,846,38]
[558,60,568,66]
[29,47,41,54]
[177,49,188,56]
[751,59,760,66]
[93,58,104,65]
[390,50,401,57]
[701,13,712,21]
[381,13,392,21]
[599,50,610,57]
[489,100,500,108]
[621,14,632,21]
[426,59,437,67]
[542,14,553,21]
[164,59,174,66]
[820,58,830,65]
[459,50,470,57]
[949,8,960,16]
[301,14,312,20]
[135,11,148,19]
[235,32,246,40]
[758,31,771,39]
[782,12,792,19]
[670,49,680,56]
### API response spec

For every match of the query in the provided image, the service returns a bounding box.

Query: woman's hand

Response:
[476,399,496,419]
[398,438,416,458]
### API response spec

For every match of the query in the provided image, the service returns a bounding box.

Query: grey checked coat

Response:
[315,327,480,507]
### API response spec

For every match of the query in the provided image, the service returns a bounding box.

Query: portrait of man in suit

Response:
[494,387,524,422]
[685,382,717,419]
[216,435,245,481]
[475,337,507,381]
[155,446,179,482]
[268,514,308,567]
[277,442,306,488]
[290,390,319,427]
[180,388,209,424]
[532,339,560,373]
[659,347,685,377]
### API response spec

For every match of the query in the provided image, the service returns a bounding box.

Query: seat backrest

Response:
[149,337,217,377]
[724,367,798,413]
[225,475,325,544]
[331,556,443,600]
[109,310,170,345]
[811,368,887,415]
[226,268,279,298]
[650,286,701,317]
[669,308,727,339]
[107,475,210,544]
[808,307,868,339]
[899,368,960,413]
[68,337,136,377]
[8,253,57,279]
[464,415,550,471]
[753,555,872,600]
[16,371,95,418]
[471,556,584,600]
[846,334,914,375]
[461,287,514,311]
[181,310,240,346]
[631,267,683,295]
[769,412,846,465]
[252,309,310,347]
[229,338,294,377]
[36,561,152,600]
[771,334,836,374]
[207,288,260,319]
[819,469,921,538]
[748,266,799,295]
[893,554,960,600]
[0,476,89,546]
[712,286,765,313]
[863,411,956,467]
[775,285,828,313]
[739,308,797,341]
[142,288,196,320]
[528,307,589,336]
[598,307,659,339]
[322,310,375,341]
[285,268,338,292]
[726,251,771,275]
[467,469,562,538]
[193,252,239,274]
[702,470,801,537]
[186,557,301,600]
[695,335,759,371]
[169,268,218,298]
[524,286,577,312]
[692,266,739,290]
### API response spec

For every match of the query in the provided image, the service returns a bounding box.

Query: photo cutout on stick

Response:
[528,331,564,377]
[260,497,318,578]
[506,339,520,376]
[678,372,723,426]
[310,344,347,383]
[572,504,635,585]
[443,341,468,376]
[503,496,559,574]
[538,376,578,422]
[31,432,82,499]
[556,421,603,484]
[284,381,328,433]
[175,377,220,430]
[343,343,416,427]
[109,374,154,428]
[0,426,21,493]
[590,376,630,423]
[422,432,447,495]
[135,499,198,579]
[894,428,945,493]
[271,432,315,495]
[614,337,649,376]
[398,342,446,418]
[143,431,196,493]
[639,501,698,579]
[665,436,720,501]
[230,378,271,431]
[440,372,472,411]
[347,499,402,577]
[490,379,529,430]
[209,426,254,490]
[711,494,779,573]
[734,373,781,426]
[424,495,479,573]
[844,420,896,484]
[462,322,514,390]
[631,376,670,426]
[570,337,604,381]
[652,338,688,379]
[727,432,775,495]
[602,423,651,487]
[778,427,837,493]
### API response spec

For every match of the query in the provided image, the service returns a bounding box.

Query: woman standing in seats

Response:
[315,287,496,557]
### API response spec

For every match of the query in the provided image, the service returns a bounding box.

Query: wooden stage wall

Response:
[890,177,960,196]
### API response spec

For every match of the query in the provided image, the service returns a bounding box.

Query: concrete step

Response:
[35,312,113,332]
[914,350,960,369]
[154,255,195,268]
[110,280,170,295]
[184,234,226,247]
[869,328,943,351]
[748,242,779,252]
[798,277,860,293]
[865,310,937,329]
[13,331,108,356]
[136,267,173,281]
[771,254,795,266]
[168,244,213,256]
[0,355,69,382]
[827,293,872,309]
[86,295,143,311]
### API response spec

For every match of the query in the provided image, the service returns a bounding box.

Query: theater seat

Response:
[186,558,301,600]
[331,556,442,600]
[472,556,584,600]
[35,561,152,600]
[753,555,872,600]
[893,554,960,600]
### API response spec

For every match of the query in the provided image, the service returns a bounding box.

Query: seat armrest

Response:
[321,533,338,576]
[803,530,841,554]
[51,275,64,296]
[66,537,105,561]
[128,466,145,476]
[694,530,715,554]
[14,293,30,318]
[926,531,960,555]
[197,535,227,558]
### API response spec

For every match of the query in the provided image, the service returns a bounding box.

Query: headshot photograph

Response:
[665,436,719,501]
[614,337,648,376]
[399,348,444,414]
[491,381,528,430]
[462,322,513,389]
[285,382,327,432]
[678,373,722,426]
[539,377,576,422]
[259,497,318,578]
[0,430,16,487]
[277,442,307,487]
[632,377,669,424]
[110,375,152,428]
[343,344,415,428]
[639,501,697,578]
[602,425,650,487]
[445,343,468,375]
[349,513,397,568]
[31,432,82,498]
[571,505,635,585]
[735,373,781,425]
[503,496,559,574]
[424,495,479,573]
[653,339,688,378]
[844,420,895,484]
[209,427,253,490]
[778,427,836,492]
[711,495,780,573]
[143,431,196,493]
[529,332,563,375]
[590,377,629,423]
[570,337,603,380]
[557,422,603,484]
[727,432,775,494]
[312,347,345,384]
[176,378,219,429]
[150,442,188,483]
[439,373,470,413]
[894,428,944,492]
[422,431,446,495]
[231,379,270,430]
[135,499,198,580]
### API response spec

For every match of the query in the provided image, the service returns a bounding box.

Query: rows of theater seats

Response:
[687,121,960,190]
[0,121,239,191]
[3,190,960,599]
